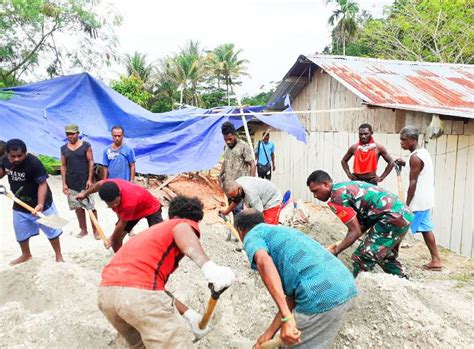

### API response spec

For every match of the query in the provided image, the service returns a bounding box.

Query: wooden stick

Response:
[156,174,180,190]
[87,209,109,247]
[199,297,218,330]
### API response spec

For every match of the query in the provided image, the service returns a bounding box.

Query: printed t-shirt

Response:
[101,219,200,290]
[353,138,378,174]
[102,144,135,181]
[103,179,160,221]
[328,181,408,227]
[61,141,91,191]
[256,141,275,165]
[222,139,254,182]
[244,223,357,315]
[1,153,53,212]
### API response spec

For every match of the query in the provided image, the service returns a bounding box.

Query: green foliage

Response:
[0,0,121,86]
[326,0,474,64]
[38,155,61,175]
[326,0,360,55]
[110,75,152,108]
[242,90,274,106]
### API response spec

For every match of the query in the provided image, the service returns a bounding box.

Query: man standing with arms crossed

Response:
[396,126,442,271]
[102,126,136,182]
[341,123,394,184]
[61,124,98,239]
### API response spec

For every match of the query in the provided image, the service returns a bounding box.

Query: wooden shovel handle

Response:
[199,297,218,330]
[87,209,109,246]
[4,191,46,218]
[396,175,405,202]
[220,214,242,243]
[260,330,301,349]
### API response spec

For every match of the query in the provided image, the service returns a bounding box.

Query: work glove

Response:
[183,308,210,339]
[201,261,236,292]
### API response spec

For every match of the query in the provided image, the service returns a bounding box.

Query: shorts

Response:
[263,205,280,225]
[68,189,95,210]
[123,208,163,233]
[13,203,63,242]
[411,210,434,233]
[288,299,354,348]
[97,286,192,348]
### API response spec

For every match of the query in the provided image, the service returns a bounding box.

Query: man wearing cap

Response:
[76,179,162,252]
[61,124,99,239]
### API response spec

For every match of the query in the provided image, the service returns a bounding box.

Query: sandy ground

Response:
[1,176,473,348]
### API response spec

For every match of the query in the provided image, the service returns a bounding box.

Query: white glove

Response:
[183,309,210,339]
[201,261,236,292]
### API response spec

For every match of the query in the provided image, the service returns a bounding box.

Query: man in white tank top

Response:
[396,126,442,271]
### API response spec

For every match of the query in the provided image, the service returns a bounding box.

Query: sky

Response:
[109,0,393,96]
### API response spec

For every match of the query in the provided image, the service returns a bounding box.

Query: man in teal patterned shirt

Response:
[235,209,357,349]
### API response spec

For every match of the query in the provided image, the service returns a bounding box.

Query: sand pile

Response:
[336,272,474,348]
[1,205,473,348]
[0,257,116,349]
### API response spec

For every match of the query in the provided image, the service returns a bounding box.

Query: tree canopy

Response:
[325,0,473,64]
[0,0,122,87]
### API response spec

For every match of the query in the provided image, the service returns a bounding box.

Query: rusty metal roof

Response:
[270,55,474,119]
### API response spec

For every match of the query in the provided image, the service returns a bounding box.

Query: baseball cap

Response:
[65,124,79,133]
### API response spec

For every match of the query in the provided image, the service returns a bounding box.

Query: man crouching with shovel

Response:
[234,209,357,348]
[98,195,236,348]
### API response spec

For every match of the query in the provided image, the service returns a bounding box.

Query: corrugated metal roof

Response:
[270,55,474,119]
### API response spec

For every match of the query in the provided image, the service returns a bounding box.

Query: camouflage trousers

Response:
[352,212,413,278]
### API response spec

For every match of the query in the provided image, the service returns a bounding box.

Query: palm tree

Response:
[206,43,249,106]
[168,40,207,107]
[326,0,360,55]
[123,52,155,86]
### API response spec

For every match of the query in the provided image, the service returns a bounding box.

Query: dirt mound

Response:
[0,259,116,349]
[336,272,474,348]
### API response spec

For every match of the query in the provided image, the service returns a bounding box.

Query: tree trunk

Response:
[179,87,184,107]
[342,22,346,56]
[226,78,230,106]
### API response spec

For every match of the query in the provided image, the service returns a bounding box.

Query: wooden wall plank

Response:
[450,136,468,252]
[432,136,447,246]
[461,135,474,256]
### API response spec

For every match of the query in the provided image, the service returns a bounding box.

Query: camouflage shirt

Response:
[222,139,254,182]
[328,181,409,227]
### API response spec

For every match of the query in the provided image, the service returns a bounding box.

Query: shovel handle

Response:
[199,297,218,330]
[259,330,301,349]
[87,209,109,246]
[219,213,242,243]
[4,191,46,218]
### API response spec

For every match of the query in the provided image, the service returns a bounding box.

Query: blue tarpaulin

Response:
[0,73,306,175]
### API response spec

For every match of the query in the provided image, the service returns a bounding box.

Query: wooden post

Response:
[236,97,257,177]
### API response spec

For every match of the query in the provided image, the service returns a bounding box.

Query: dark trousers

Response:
[124,208,163,233]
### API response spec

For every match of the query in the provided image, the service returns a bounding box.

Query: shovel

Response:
[230,330,301,349]
[219,212,242,243]
[78,198,109,247]
[0,185,69,229]
[395,163,405,202]
[199,283,229,330]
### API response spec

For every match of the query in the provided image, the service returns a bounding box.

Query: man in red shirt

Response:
[77,179,162,251]
[341,123,394,185]
[98,195,236,348]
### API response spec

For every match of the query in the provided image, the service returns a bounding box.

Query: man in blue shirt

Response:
[102,126,136,182]
[235,209,357,348]
[255,132,275,180]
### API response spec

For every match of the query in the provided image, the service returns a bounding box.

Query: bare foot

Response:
[10,254,32,266]
[93,233,100,240]
[76,230,88,238]
[422,261,442,271]
[56,255,65,263]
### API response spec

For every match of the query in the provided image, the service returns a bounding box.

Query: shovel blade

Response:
[38,215,69,229]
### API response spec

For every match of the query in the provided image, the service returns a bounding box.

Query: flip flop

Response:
[421,264,442,271]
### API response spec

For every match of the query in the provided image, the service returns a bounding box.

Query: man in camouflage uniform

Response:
[306,170,413,278]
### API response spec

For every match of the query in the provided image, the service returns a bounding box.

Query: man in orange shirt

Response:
[97,196,236,348]
[341,123,394,184]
